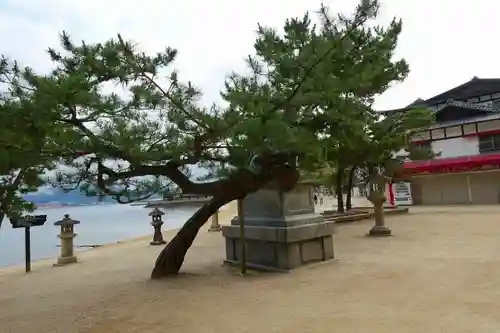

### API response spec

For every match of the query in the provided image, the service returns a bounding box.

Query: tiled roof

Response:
[427,111,500,130]
[437,99,499,113]
[381,98,500,115]
[425,77,500,105]
[406,98,426,107]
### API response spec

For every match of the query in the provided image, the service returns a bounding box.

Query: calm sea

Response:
[0,204,197,268]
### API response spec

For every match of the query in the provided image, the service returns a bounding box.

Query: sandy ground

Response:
[2,201,500,333]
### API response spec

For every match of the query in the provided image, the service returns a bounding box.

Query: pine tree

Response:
[307,14,412,212]
[1,0,381,277]
[0,57,60,228]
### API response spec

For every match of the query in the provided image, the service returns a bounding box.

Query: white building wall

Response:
[431,137,479,158]
[392,119,500,162]
[406,119,500,160]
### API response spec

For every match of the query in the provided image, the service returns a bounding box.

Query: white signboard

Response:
[393,181,413,206]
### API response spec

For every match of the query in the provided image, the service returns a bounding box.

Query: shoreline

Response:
[0,234,153,276]
[0,201,237,276]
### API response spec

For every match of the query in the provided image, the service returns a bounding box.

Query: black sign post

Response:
[10,215,47,273]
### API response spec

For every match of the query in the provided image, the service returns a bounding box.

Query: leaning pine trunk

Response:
[345,166,356,211]
[335,167,345,213]
[150,161,300,278]
[151,197,228,279]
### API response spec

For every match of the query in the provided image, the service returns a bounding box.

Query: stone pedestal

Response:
[208,211,222,232]
[56,237,78,266]
[150,222,167,245]
[56,233,78,265]
[368,225,392,237]
[222,182,335,271]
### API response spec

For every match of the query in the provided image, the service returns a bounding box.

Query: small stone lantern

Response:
[149,208,167,245]
[208,210,222,232]
[54,214,80,266]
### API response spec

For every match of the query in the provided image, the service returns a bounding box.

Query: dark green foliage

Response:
[0,57,60,227]
[286,6,419,208]
[0,1,382,205]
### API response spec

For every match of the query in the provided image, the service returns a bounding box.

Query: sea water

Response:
[0,204,196,268]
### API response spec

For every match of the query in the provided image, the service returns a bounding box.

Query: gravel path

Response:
[2,203,500,333]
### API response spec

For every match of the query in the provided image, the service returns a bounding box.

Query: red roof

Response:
[403,153,500,173]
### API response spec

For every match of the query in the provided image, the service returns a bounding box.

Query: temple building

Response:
[386,77,500,205]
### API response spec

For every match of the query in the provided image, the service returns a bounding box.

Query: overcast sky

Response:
[0,0,497,110]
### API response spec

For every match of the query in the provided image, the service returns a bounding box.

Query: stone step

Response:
[322,207,409,223]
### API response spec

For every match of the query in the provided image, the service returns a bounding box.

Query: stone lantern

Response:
[149,208,167,245]
[54,214,80,266]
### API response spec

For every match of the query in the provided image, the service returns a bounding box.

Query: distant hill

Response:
[23,188,167,206]
[23,166,207,206]
[23,189,116,205]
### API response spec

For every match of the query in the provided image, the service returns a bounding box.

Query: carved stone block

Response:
[223,182,335,271]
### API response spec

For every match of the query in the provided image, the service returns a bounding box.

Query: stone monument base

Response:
[368,225,392,237]
[150,240,167,245]
[54,255,78,266]
[208,225,223,232]
[222,217,335,271]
